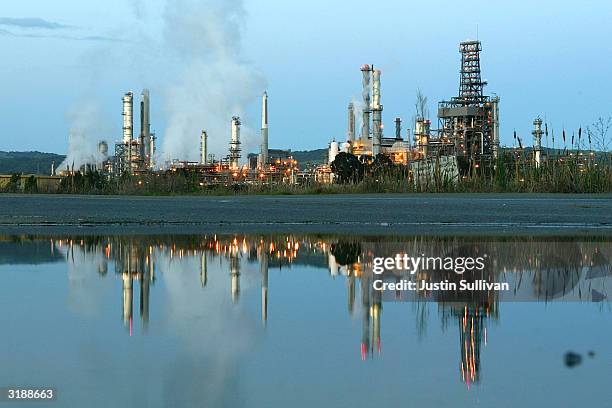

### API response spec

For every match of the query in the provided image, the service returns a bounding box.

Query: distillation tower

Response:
[229,116,242,170]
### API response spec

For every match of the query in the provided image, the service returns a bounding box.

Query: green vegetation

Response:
[2,149,610,195]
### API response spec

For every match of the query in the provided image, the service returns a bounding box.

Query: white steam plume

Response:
[160,0,265,163]
[58,103,108,171]
[65,0,265,168]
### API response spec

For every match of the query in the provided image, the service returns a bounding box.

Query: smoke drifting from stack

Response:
[65,0,265,168]
[58,103,109,171]
[160,0,266,162]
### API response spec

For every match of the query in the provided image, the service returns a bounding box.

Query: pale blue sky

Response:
[1,0,611,155]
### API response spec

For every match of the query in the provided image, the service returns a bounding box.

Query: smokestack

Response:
[491,96,500,159]
[395,118,402,141]
[140,90,150,166]
[122,92,133,144]
[533,117,543,168]
[230,116,241,170]
[149,133,156,169]
[348,102,355,142]
[360,65,372,142]
[200,130,208,165]
[260,91,269,168]
[371,69,383,155]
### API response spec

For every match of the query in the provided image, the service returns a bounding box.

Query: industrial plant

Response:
[45,39,608,193]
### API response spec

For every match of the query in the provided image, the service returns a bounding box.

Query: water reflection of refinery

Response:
[39,236,612,386]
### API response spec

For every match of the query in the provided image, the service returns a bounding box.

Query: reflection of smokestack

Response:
[122,272,133,327]
[200,130,208,165]
[328,252,338,276]
[348,274,355,314]
[230,256,240,303]
[122,92,134,143]
[348,102,355,142]
[261,252,268,326]
[360,65,372,142]
[372,69,383,155]
[360,275,371,359]
[371,303,381,354]
[260,92,269,168]
[229,116,241,170]
[200,253,207,287]
[140,268,150,329]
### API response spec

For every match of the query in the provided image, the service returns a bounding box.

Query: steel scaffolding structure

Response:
[438,41,498,160]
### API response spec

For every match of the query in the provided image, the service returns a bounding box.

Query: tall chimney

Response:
[360,65,372,142]
[395,117,402,141]
[140,90,150,166]
[371,69,383,155]
[230,116,241,170]
[122,92,133,143]
[348,102,355,142]
[200,130,208,165]
[260,92,269,168]
[532,117,543,168]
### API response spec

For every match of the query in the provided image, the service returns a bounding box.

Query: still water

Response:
[0,235,610,407]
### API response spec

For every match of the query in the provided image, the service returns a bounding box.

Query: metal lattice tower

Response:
[458,41,486,105]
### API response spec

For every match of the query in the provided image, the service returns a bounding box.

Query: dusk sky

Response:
[1,0,611,161]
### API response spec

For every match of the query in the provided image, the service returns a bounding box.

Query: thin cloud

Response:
[0,17,72,30]
[0,29,123,42]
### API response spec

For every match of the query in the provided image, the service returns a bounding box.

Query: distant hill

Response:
[247,148,328,168]
[0,151,65,175]
[290,149,327,165]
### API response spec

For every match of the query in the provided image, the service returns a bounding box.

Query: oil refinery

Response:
[56,39,599,188]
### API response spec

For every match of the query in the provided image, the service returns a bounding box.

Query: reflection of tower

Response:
[140,265,150,329]
[347,273,355,315]
[328,253,338,277]
[360,275,382,359]
[371,282,382,355]
[360,276,371,360]
[459,306,484,386]
[261,252,269,326]
[116,241,154,334]
[200,253,207,287]
[122,272,133,331]
[230,256,240,303]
